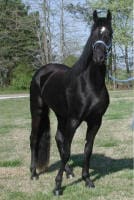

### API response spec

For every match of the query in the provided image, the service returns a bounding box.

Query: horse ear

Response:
[93,10,98,23]
[107,10,112,21]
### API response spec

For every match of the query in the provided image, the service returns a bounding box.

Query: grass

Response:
[109,90,134,98]
[0,90,133,200]
[0,87,28,95]
[104,100,133,120]
[95,138,120,147]
[0,160,21,167]
[0,125,15,135]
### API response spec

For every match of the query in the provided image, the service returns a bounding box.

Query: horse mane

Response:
[71,33,93,75]
[73,36,92,72]
[71,20,99,75]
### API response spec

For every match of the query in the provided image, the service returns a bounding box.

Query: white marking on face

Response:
[100,26,106,34]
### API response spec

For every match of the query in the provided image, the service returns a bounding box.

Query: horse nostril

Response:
[98,55,105,63]
[100,56,104,62]
[94,55,105,63]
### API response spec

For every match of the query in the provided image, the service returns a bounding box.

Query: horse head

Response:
[91,10,113,64]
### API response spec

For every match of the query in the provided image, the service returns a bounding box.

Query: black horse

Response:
[30,10,113,195]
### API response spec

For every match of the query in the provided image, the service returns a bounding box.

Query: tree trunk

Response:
[42,0,52,64]
[112,44,117,89]
[60,0,65,63]
[124,46,130,75]
[43,0,49,64]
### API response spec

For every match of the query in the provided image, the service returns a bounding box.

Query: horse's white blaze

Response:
[100,26,106,34]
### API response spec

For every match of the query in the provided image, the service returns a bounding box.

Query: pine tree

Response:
[0,0,40,87]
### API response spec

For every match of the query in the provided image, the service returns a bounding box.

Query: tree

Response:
[0,0,40,87]
[60,0,65,62]
[41,0,52,64]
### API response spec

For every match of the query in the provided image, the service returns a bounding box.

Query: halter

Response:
[92,40,112,56]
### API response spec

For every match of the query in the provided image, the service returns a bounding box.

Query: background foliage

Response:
[0,0,39,88]
[0,0,133,90]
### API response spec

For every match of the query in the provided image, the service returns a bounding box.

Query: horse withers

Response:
[30,10,113,195]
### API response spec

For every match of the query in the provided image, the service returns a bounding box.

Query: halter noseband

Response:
[93,40,112,55]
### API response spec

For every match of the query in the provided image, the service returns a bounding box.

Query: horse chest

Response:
[67,84,109,120]
[74,84,109,119]
[86,90,109,117]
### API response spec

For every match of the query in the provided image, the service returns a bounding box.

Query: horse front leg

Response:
[65,163,75,178]
[54,139,71,195]
[82,117,102,188]
[54,118,78,195]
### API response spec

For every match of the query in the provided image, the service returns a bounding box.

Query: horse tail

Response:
[30,78,51,174]
[37,105,51,173]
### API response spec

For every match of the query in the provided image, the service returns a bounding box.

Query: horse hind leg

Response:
[30,115,41,180]
[30,80,50,179]
[54,118,78,195]
[30,80,42,179]
[30,105,50,180]
[36,106,51,174]
[55,132,74,180]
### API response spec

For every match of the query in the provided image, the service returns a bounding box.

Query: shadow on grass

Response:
[48,153,133,183]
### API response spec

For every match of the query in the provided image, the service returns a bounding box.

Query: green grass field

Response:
[0,90,133,200]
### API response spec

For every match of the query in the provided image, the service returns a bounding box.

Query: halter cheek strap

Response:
[93,40,112,54]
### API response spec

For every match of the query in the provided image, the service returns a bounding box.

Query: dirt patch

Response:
[0,167,28,178]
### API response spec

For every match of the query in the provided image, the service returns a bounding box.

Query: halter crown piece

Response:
[93,40,112,55]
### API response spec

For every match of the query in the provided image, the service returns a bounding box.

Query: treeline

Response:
[0,0,133,89]
[0,0,41,89]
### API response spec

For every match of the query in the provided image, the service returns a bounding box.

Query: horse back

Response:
[32,63,69,85]
[30,63,70,116]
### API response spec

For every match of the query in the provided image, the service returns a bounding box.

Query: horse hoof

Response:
[53,189,63,196]
[66,173,75,179]
[67,174,73,179]
[31,175,39,180]
[85,180,95,188]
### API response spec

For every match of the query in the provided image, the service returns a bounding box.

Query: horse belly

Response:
[42,74,68,117]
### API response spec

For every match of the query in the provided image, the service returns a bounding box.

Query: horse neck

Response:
[71,35,106,87]
[88,61,107,90]
[71,36,92,75]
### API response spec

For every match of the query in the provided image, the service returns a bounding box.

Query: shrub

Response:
[11,63,33,90]
[64,55,77,67]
